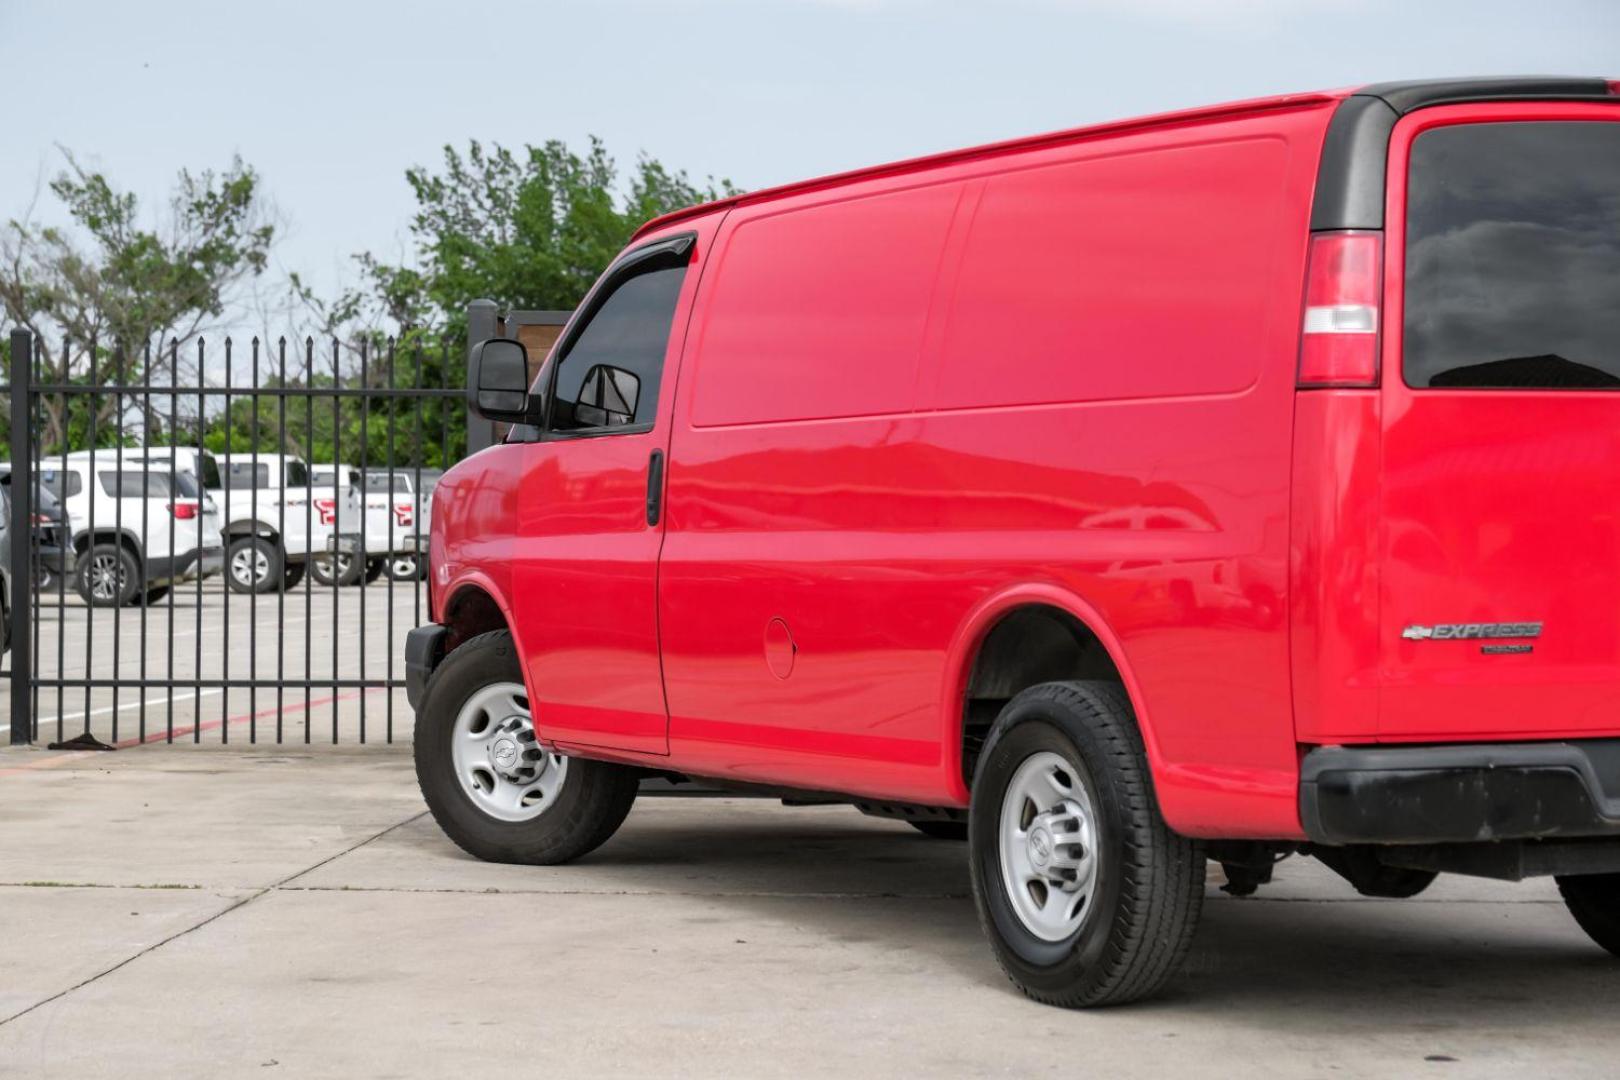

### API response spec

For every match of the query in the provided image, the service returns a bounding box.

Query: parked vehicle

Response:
[0,464,74,596]
[304,464,366,586]
[407,77,1620,1007]
[41,450,224,606]
[362,468,441,581]
[0,472,73,650]
[204,453,350,593]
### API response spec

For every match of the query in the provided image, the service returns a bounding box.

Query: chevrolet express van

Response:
[407,77,1620,1007]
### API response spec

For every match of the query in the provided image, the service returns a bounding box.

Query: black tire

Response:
[309,552,364,588]
[909,820,969,841]
[414,629,640,865]
[282,562,307,590]
[76,543,140,607]
[1557,874,1620,957]
[226,536,284,595]
[144,585,171,604]
[385,554,423,582]
[363,558,386,584]
[969,681,1205,1008]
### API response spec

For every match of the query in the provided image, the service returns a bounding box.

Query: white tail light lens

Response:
[1299,230,1383,387]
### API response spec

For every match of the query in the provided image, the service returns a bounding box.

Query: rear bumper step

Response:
[1301,740,1620,845]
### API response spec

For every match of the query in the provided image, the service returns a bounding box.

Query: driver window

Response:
[547,259,688,433]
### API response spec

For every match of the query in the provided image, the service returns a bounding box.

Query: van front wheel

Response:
[969,681,1205,1008]
[1557,874,1620,957]
[414,630,639,864]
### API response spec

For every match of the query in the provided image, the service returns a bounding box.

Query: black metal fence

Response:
[3,328,466,747]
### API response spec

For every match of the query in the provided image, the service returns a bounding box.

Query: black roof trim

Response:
[1310,76,1615,231]
[1358,76,1611,115]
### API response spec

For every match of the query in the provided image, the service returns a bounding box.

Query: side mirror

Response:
[468,338,532,422]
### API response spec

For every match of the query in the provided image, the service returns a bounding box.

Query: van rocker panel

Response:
[1300,741,1620,846]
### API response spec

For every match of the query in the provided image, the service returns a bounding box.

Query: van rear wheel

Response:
[414,630,640,865]
[969,681,1205,1008]
[1556,874,1620,957]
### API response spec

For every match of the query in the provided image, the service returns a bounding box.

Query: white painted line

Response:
[0,688,226,733]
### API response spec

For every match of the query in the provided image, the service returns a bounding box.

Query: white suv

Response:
[41,450,225,607]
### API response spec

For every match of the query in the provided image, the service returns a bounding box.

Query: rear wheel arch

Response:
[947,586,1160,799]
[74,529,144,569]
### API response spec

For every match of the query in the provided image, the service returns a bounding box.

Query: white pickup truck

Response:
[133,450,362,593]
[213,453,364,592]
[362,468,442,581]
[306,464,370,586]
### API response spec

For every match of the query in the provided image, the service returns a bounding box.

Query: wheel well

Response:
[225,521,279,545]
[442,585,509,654]
[73,530,143,567]
[960,604,1124,788]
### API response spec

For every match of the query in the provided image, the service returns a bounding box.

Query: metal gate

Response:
[4,328,466,748]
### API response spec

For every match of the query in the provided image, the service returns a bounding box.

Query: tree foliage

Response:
[305,136,737,345]
[0,151,275,452]
[287,137,736,468]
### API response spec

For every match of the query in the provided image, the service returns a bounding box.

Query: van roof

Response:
[631,76,1615,241]
[632,89,1345,240]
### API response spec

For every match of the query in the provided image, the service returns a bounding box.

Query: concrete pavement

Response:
[2,745,1617,1078]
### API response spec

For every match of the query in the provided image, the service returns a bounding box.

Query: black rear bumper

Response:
[1301,740,1620,846]
[404,624,447,711]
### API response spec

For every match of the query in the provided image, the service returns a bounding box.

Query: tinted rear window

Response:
[1404,121,1620,389]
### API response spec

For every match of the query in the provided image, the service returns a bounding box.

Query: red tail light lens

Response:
[314,498,337,526]
[1298,230,1383,388]
[168,501,200,520]
[393,503,413,528]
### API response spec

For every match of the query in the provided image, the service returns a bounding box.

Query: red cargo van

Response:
[407,77,1620,1006]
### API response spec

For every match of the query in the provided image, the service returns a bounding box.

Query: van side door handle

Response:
[646,449,665,527]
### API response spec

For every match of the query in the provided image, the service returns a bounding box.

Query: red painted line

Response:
[0,687,390,777]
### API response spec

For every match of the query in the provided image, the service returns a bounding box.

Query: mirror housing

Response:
[468,338,532,423]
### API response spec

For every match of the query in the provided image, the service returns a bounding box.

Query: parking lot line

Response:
[0,687,385,777]
[0,688,226,735]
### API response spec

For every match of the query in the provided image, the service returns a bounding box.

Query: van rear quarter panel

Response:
[659,102,1333,837]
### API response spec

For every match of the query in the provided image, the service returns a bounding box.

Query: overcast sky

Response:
[4,0,1617,315]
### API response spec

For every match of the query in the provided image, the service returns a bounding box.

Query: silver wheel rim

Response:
[998,750,1101,942]
[232,546,269,585]
[450,681,568,823]
[314,554,351,581]
[390,556,416,578]
[87,553,126,602]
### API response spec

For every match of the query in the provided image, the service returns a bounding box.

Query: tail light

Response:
[393,503,413,528]
[314,498,337,526]
[168,501,200,520]
[30,514,52,525]
[1298,230,1383,388]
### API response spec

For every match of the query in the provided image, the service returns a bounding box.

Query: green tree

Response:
[1,151,276,452]
[292,137,736,468]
